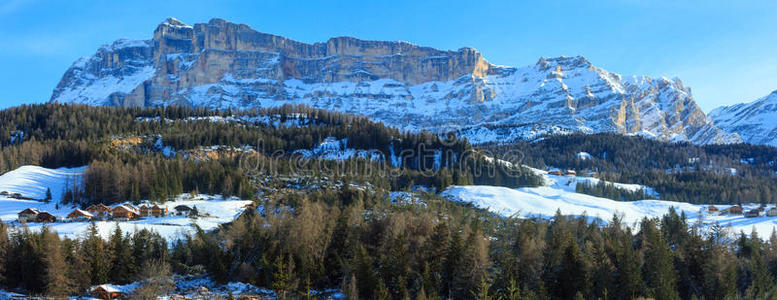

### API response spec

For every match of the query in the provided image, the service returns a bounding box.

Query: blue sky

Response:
[1,0,776,112]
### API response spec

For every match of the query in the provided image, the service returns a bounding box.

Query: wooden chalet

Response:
[91,284,123,299]
[67,209,94,221]
[36,211,55,223]
[139,205,150,217]
[111,205,138,219]
[768,207,777,217]
[151,204,168,217]
[18,208,40,222]
[548,169,563,176]
[174,205,192,216]
[87,204,112,218]
[725,205,743,215]
[564,169,577,176]
[707,205,719,212]
[745,209,763,218]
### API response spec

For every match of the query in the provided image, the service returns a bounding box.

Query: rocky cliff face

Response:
[50,17,739,145]
[709,91,777,146]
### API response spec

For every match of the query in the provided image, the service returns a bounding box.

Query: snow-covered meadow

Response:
[0,166,252,242]
[443,170,777,236]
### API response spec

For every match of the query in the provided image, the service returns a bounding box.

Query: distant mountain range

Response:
[709,90,777,147]
[50,17,748,145]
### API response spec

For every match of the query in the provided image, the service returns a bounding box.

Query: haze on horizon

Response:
[0,0,775,112]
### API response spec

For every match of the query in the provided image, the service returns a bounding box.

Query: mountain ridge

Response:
[709,90,777,146]
[50,17,740,145]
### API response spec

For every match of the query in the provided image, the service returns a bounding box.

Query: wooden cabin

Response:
[174,205,192,216]
[111,205,138,219]
[564,170,577,176]
[18,208,40,222]
[139,205,150,217]
[767,207,777,217]
[151,204,168,217]
[36,211,56,223]
[67,209,94,221]
[548,169,563,176]
[707,205,719,212]
[86,204,112,218]
[726,205,744,215]
[745,209,763,218]
[91,284,123,299]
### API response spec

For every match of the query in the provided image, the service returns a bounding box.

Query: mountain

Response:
[709,90,777,146]
[50,17,739,145]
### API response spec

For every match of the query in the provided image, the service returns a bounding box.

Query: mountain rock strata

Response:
[51,17,739,145]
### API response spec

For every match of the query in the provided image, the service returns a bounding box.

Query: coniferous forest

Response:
[2,104,777,298]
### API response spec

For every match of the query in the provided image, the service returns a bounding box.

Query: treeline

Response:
[169,190,777,299]
[575,180,656,202]
[5,190,777,298]
[0,223,167,297]
[0,104,542,205]
[484,133,777,204]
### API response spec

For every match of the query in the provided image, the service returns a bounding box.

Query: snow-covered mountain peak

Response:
[161,17,191,28]
[709,90,777,146]
[50,17,739,145]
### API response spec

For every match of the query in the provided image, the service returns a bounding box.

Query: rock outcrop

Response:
[50,17,739,145]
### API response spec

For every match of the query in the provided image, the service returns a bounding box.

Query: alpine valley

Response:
[4,12,777,299]
[50,17,742,145]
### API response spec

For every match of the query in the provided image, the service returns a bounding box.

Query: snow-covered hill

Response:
[50,18,739,145]
[709,90,777,146]
[0,165,85,201]
[442,172,777,236]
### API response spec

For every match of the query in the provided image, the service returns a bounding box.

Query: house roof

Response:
[174,205,192,211]
[91,284,122,294]
[112,205,138,214]
[36,211,54,218]
[68,209,94,218]
[19,208,40,215]
[87,204,111,211]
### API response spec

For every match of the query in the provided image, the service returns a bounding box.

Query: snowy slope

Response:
[709,90,777,146]
[443,175,777,236]
[0,165,85,201]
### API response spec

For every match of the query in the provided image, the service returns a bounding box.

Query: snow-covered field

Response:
[443,171,777,236]
[0,166,252,242]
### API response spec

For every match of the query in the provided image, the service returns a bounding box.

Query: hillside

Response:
[49,18,738,145]
[483,133,777,204]
[443,171,777,236]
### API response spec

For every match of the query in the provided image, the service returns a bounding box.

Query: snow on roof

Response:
[19,208,40,215]
[69,209,93,218]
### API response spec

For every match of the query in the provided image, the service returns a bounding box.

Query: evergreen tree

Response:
[641,219,679,300]
[44,187,52,203]
[42,228,71,297]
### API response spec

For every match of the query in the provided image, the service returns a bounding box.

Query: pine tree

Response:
[472,278,493,300]
[555,237,589,299]
[615,228,643,300]
[641,219,679,300]
[108,224,135,283]
[44,187,52,203]
[42,229,71,297]
[271,253,296,299]
[83,222,109,284]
